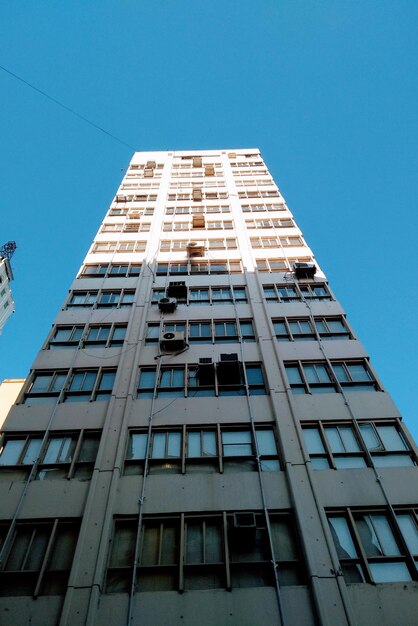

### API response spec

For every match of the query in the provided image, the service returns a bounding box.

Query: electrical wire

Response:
[0,63,136,151]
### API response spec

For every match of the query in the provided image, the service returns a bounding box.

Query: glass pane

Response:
[346,363,371,381]
[356,515,399,557]
[370,562,411,583]
[373,454,414,467]
[223,444,252,456]
[43,438,74,464]
[53,328,73,341]
[397,514,418,554]
[328,320,346,332]
[359,424,382,451]
[271,519,297,560]
[311,457,331,469]
[303,366,319,383]
[141,525,159,565]
[50,527,78,570]
[186,523,203,563]
[110,525,136,567]
[333,365,349,382]
[187,432,201,457]
[172,369,185,387]
[246,366,264,385]
[273,322,287,335]
[255,430,277,456]
[99,372,116,390]
[22,439,42,464]
[128,434,148,460]
[206,523,222,562]
[79,435,100,462]
[303,429,325,454]
[202,431,217,456]
[372,515,400,555]
[161,524,177,564]
[222,431,251,445]
[334,456,367,469]
[0,440,25,465]
[325,428,344,453]
[167,432,181,457]
[339,427,360,452]
[25,528,50,570]
[328,517,358,558]
[152,433,166,458]
[377,426,408,451]
[112,326,126,341]
[139,370,156,388]
[31,375,53,393]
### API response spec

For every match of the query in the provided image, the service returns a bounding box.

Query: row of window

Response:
[251,236,304,248]
[256,258,316,272]
[263,283,332,301]
[165,204,230,214]
[146,320,255,344]
[285,360,378,394]
[80,263,141,278]
[92,241,147,254]
[101,223,151,233]
[21,359,379,405]
[162,220,234,231]
[152,285,247,304]
[48,323,126,349]
[273,316,350,341]
[109,206,155,216]
[159,238,238,252]
[2,506,417,597]
[66,289,134,308]
[137,363,266,398]
[1,420,414,483]
[24,369,116,404]
[167,192,228,201]
[115,193,157,203]
[0,430,100,481]
[155,260,243,275]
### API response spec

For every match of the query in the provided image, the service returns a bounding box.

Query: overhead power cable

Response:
[0,63,136,151]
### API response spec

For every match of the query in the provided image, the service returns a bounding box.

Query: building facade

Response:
[0,254,15,335]
[1,149,417,626]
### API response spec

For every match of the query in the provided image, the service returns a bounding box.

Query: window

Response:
[165,205,230,215]
[125,424,279,475]
[329,509,418,584]
[106,511,304,593]
[137,362,267,399]
[246,218,294,229]
[23,369,116,404]
[84,324,127,347]
[67,291,98,307]
[0,431,101,481]
[263,283,331,300]
[48,325,84,349]
[64,369,116,402]
[303,421,415,470]
[285,360,378,394]
[0,519,79,596]
[273,317,351,341]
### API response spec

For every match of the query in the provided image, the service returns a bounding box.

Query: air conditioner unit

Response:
[187,241,205,257]
[192,215,205,228]
[160,331,186,352]
[166,281,188,298]
[193,156,202,168]
[229,513,257,549]
[158,297,177,313]
[197,358,215,386]
[205,165,215,176]
[116,194,126,203]
[293,262,316,279]
[146,160,156,169]
[144,168,154,178]
[192,188,203,201]
[217,354,241,385]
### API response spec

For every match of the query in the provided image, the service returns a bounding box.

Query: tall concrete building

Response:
[1,149,417,626]
[0,244,16,335]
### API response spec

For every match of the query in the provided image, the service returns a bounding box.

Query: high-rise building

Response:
[0,243,16,335]
[1,149,417,626]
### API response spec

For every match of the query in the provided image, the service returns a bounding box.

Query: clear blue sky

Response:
[1,2,417,438]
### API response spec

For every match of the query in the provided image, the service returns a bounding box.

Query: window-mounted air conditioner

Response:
[187,241,205,257]
[217,354,241,385]
[193,156,202,168]
[116,194,126,203]
[160,331,186,352]
[192,215,205,229]
[293,262,316,279]
[146,161,156,169]
[166,281,187,299]
[158,297,177,313]
[205,165,215,177]
[192,188,203,201]
[197,358,215,386]
[230,512,257,548]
